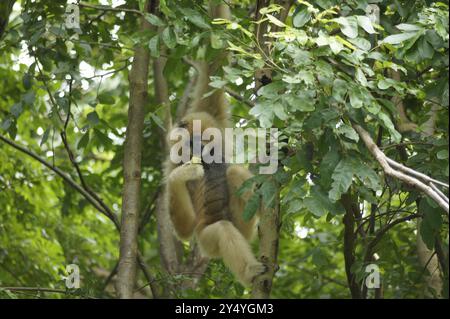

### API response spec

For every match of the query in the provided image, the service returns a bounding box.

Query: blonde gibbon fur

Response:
[162,2,265,287]
[164,107,266,286]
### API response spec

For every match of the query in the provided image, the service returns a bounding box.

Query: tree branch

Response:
[78,2,144,16]
[353,124,449,214]
[116,0,153,299]
[341,193,362,299]
[0,134,119,228]
[0,286,95,298]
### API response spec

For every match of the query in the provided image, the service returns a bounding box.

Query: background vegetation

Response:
[0,0,448,298]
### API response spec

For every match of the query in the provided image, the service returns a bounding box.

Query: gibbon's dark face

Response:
[172,111,221,161]
[176,111,219,134]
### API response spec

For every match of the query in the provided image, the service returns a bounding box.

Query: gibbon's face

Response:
[168,111,221,162]
[176,111,219,134]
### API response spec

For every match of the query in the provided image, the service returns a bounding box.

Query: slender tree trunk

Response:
[251,1,291,299]
[416,104,444,297]
[116,1,152,299]
[251,193,281,299]
[341,193,362,299]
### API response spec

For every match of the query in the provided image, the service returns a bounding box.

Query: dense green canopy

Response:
[0,0,448,299]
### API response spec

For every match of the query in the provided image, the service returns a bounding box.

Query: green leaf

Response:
[419,199,443,250]
[257,82,283,99]
[150,113,166,131]
[23,74,33,90]
[40,128,51,147]
[356,16,377,34]
[259,179,278,209]
[332,78,347,103]
[183,8,210,29]
[87,111,100,126]
[355,68,368,87]
[94,128,112,147]
[437,149,449,160]
[10,102,23,118]
[378,112,402,142]
[77,131,90,150]
[293,8,311,28]
[348,37,371,51]
[144,13,165,27]
[380,32,419,44]
[304,185,343,217]
[242,193,260,222]
[417,37,434,60]
[149,35,160,58]
[266,14,286,28]
[349,86,364,108]
[333,16,359,39]
[396,23,423,32]
[161,27,176,49]
[329,159,354,201]
[335,123,359,142]
[312,248,329,267]
[98,93,115,105]
[284,95,315,112]
[273,102,288,120]
[329,157,380,201]
[22,91,35,106]
[249,101,274,128]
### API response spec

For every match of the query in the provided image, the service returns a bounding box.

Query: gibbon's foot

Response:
[243,262,268,286]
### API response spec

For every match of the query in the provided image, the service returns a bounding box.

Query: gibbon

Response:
[163,67,266,287]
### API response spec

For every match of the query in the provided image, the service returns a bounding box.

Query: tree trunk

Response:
[116,1,152,299]
[250,0,291,299]
[251,193,281,299]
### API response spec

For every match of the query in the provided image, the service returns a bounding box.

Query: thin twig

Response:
[225,86,255,107]
[78,2,144,16]
[0,286,96,299]
[0,134,119,228]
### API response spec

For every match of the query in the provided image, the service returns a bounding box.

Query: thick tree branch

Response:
[353,124,449,214]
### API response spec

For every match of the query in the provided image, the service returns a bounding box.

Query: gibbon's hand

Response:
[169,161,204,184]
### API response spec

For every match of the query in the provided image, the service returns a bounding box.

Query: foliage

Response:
[0,0,448,298]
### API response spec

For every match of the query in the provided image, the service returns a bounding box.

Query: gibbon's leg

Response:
[196,221,266,286]
[226,165,259,241]
[167,163,204,240]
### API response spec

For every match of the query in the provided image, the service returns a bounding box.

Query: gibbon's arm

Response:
[167,162,204,240]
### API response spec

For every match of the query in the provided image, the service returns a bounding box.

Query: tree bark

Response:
[251,194,281,299]
[116,1,152,299]
[250,0,291,299]
[416,105,444,297]
[341,193,362,299]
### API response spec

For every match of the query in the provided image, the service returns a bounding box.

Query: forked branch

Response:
[353,124,449,214]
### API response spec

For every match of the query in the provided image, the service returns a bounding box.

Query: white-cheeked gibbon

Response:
[163,58,266,286]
